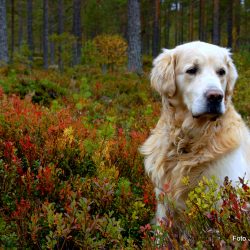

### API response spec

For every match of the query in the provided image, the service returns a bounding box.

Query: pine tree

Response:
[0,0,8,65]
[164,1,171,48]
[212,0,220,45]
[49,1,55,65]
[43,0,49,69]
[127,0,143,74]
[18,0,23,50]
[152,0,160,57]
[11,0,15,61]
[58,0,64,70]
[189,0,194,41]
[27,0,33,61]
[199,0,205,41]
[72,0,82,66]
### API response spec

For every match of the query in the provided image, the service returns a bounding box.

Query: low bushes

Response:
[0,53,249,248]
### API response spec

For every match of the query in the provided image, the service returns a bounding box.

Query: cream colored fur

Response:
[140,41,250,222]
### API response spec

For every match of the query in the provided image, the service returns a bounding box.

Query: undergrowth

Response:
[0,51,249,248]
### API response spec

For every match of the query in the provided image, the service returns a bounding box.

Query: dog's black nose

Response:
[205,89,224,103]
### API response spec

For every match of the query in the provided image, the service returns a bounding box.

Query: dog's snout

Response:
[205,89,224,103]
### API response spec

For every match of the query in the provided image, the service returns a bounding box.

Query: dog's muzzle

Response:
[205,88,224,115]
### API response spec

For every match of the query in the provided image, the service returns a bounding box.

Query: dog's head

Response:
[151,41,238,118]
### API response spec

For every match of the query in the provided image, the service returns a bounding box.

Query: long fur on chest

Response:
[140,103,247,203]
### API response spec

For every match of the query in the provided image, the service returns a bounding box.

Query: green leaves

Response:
[185,176,221,215]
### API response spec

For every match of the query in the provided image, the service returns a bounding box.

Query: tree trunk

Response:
[72,0,82,66]
[58,0,63,71]
[49,1,55,65]
[180,0,184,44]
[212,0,220,45]
[43,0,49,69]
[152,0,160,58]
[164,3,170,48]
[27,0,33,62]
[144,2,152,55]
[189,0,194,41]
[11,0,15,61]
[243,1,248,49]
[174,1,178,46]
[0,0,8,65]
[18,1,23,51]
[127,0,143,74]
[234,0,241,50]
[199,0,205,41]
[227,0,233,48]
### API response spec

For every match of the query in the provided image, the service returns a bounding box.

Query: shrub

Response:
[0,57,250,249]
[93,34,128,72]
[0,86,153,248]
[141,176,250,249]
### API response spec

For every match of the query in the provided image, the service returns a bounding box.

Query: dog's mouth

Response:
[192,112,223,121]
[192,102,224,120]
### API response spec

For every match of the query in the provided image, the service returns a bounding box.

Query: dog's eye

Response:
[217,68,226,76]
[186,67,198,75]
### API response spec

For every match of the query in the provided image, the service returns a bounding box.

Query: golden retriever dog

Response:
[140,41,250,223]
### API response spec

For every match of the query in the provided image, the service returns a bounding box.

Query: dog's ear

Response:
[151,49,176,97]
[226,52,238,98]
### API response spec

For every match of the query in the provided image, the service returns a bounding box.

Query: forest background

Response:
[0,0,250,249]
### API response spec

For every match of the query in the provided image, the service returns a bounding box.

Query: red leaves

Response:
[206,210,218,222]
[3,141,15,161]
[130,130,147,143]
[11,198,31,219]
[140,223,151,233]
[117,127,124,137]
[221,178,250,222]
[36,166,55,196]
[142,181,156,208]
[20,135,35,152]
[19,135,36,165]
[0,87,4,99]
[239,176,249,192]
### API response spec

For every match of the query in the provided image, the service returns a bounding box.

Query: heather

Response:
[0,51,249,249]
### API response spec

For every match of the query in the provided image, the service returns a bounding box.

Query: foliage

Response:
[185,176,250,247]
[0,69,67,106]
[82,0,127,38]
[93,34,128,72]
[141,176,250,249]
[0,54,249,248]
[50,33,77,69]
[81,40,99,67]
[233,52,250,121]
[12,43,33,67]
[0,73,154,248]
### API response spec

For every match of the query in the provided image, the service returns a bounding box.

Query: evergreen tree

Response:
[0,0,9,64]
[199,0,205,41]
[127,0,143,74]
[72,0,82,66]
[18,1,23,50]
[11,0,15,61]
[43,0,49,69]
[152,0,160,57]
[189,0,194,41]
[212,0,220,45]
[27,0,33,61]
[58,0,64,70]
[49,1,55,65]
